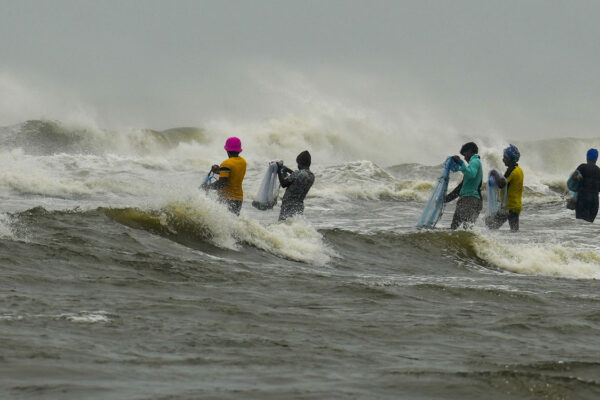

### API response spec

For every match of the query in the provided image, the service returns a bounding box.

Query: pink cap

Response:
[224,137,242,152]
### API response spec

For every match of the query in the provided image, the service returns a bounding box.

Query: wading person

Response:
[202,137,247,215]
[277,150,315,221]
[485,144,524,231]
[571,148,600,223]
[445,142,483,229]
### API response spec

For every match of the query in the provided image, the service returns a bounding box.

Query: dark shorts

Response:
[279,201,304,221]
[576,192,599,223]
[485,210,520,231]
[451,196,482,230]
[223,199,242,216]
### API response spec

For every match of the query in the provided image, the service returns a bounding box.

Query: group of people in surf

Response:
[444,142,524,231]
[199,136,600,229]
[445,142,600,231]
[200,136,315,221]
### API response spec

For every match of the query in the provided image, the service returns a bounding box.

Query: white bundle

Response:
[252,161,282,210]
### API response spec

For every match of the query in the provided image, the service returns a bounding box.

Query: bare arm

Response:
[445,181,463,203]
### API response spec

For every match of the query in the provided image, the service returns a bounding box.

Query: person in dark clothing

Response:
[278,150,315,221]
[445,142,483,230]
[572,148,600,223]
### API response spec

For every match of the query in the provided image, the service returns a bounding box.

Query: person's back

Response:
[218,155,247,202]
[279,151,314,221]
[577,163,600,195]
[281,169,314,205]
[202,137,247,215]
[575,148,600,222]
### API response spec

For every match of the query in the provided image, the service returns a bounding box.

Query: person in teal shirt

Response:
[445,142,483,229]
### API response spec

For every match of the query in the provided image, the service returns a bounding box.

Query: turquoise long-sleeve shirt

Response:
[458,154,483,199]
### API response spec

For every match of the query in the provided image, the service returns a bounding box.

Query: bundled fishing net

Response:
[566,170,581,210]
[416,156,461,228]
[252,161,282,210]
[485,169,507,218]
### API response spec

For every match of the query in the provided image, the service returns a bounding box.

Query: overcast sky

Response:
[1,0,600,138]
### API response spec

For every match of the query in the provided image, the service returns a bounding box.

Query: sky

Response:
[1,0,600,139]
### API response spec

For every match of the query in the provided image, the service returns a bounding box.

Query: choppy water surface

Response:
[1,121,599,399]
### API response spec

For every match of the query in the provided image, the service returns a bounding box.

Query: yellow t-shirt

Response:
[504,165,524,214]
[219,156,246,201]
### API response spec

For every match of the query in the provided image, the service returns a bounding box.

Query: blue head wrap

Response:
[587,148,598,161]
[503,144,520,163]
[445,156,461,173]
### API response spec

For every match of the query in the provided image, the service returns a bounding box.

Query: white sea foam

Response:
[238,216,334,266]
[0,212,26,241]
[311,180,433,202]
[473,236,600,279]
[139,193,334,265]
[0,314,24,321]
[0,213,15,239]
[59,311,110,323]
[309,160,435,202]
[0,151,152,199]
[0,311,110,323]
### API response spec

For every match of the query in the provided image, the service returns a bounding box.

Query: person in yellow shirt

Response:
[202,137,247,215]
[486,144,523,231]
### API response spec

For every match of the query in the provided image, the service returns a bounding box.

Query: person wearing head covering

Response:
[277,150,315,221]
[202,137,247,215]
[485,144,524,231]
[571,148,600,222]
[445,142,483,229]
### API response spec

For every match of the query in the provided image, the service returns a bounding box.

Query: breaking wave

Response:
[0,118,597,207]
[324,228,600,280]
[101,198,334,266]
[0,120,208,156]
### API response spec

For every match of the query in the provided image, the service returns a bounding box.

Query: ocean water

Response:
[1,119,599,399]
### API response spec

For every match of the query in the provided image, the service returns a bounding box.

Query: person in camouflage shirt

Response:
[277,150,315,221]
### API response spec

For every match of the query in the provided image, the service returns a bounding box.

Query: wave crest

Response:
[0,120,208,156]
[102,198,333,265]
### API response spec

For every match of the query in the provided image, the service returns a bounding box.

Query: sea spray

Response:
[0,213,16,240]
